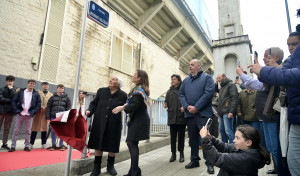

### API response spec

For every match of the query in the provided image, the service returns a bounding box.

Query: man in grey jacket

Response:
[216,73,238,144]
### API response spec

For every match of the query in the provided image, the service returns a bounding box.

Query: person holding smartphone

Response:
[200,125,270,176]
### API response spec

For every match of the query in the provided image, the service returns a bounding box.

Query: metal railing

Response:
[119,99,169,140]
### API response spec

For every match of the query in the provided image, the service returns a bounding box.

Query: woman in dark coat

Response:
[113,70,150,176]
[163,74,186,163]
[86,76,127,176]
[200,125,270,176]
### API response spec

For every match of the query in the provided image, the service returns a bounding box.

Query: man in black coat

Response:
[10,79,41,152]
[0,75,16,150]
[46,84,71,151]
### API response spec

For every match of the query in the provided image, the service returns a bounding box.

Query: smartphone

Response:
[205,118,213,129]
[236,76,239,80]
[254,51,258,64]
[238,61,240,67]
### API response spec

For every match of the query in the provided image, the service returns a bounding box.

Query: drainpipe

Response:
[139,43,142,70]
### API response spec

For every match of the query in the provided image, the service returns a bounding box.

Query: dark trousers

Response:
[0,113,14,145]
[170,124,186,153]
[187,116,212,166]
[30,131,47,145]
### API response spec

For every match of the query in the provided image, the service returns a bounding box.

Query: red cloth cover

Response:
[50,109,87,152]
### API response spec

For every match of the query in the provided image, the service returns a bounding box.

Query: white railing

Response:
[149,99,169,134]
[120,99,169,140]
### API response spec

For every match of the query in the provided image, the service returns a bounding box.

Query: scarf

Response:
[126,86,150,125]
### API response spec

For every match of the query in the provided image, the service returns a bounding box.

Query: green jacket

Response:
[237,89,258,121]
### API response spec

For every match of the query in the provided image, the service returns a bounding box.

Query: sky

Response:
[203,0,300,65]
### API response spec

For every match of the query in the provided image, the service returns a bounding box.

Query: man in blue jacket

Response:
[179,59,215,174]
[9,79,41,152]
[249,25,300,176]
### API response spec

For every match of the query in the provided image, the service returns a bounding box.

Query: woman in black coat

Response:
[86,76,127,176]
[113,70,150,176]
[200,125,270,176]
[163,74,186,163]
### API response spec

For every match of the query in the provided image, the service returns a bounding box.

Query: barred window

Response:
[110,34,133,75]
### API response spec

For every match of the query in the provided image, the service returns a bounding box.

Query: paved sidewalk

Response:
[82,141,276,176]
[0,138,276,176]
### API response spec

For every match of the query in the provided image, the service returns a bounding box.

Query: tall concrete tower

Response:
[212,0,252,81]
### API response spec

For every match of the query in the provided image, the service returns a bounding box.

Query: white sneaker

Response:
[42,144,47,149]
[29,144,33,149]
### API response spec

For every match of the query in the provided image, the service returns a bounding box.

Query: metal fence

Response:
[119,99,169,140]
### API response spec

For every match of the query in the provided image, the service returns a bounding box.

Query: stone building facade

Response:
[0,0,213,99]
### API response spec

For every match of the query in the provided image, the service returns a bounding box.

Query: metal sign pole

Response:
[284,0,292,33]
[64,0,89,175]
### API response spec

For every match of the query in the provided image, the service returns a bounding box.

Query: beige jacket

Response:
[31,90,53,131]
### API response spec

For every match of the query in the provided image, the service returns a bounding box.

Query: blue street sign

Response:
[87,1,109,28]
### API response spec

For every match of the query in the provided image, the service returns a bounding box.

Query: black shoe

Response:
[207,166,215,174]
[8,147,15,152]
[90,164,101,176]
[133,167,141,176]
[266,169,277,174]
[179,152,184,163]
[107,156,117,175]
[185,161,199,169]
[169,153,176,162]
[24,147,31,152]
[1,144,10,150]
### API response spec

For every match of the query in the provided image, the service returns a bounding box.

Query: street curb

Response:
[70,135,170,176]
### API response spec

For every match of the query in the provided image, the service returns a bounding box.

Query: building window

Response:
[110,34,133,75]
[39,0,66,83]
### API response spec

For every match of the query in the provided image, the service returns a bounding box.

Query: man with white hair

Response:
[236,47,284,175]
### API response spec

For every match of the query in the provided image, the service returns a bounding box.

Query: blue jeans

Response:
[50,118,63,147]
[219,114,235,143]
[287,124,300,175]
[262,121,279,166]
[241,120,266,148]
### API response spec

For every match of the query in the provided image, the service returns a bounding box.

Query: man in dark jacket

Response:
[10,79,41,152]
[0,75,16,150]
[250,28,300,175]
[216,74,238,144]
[46,84,71,151]
[238,47,285,175]
[179,59,215,174]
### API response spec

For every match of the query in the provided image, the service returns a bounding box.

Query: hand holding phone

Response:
[205,118,213,129]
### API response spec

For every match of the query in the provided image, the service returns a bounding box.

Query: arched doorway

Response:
[224,54,238,81]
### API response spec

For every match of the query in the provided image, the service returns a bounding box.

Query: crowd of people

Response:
[0,11,299,176]
[0,78,83,152]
